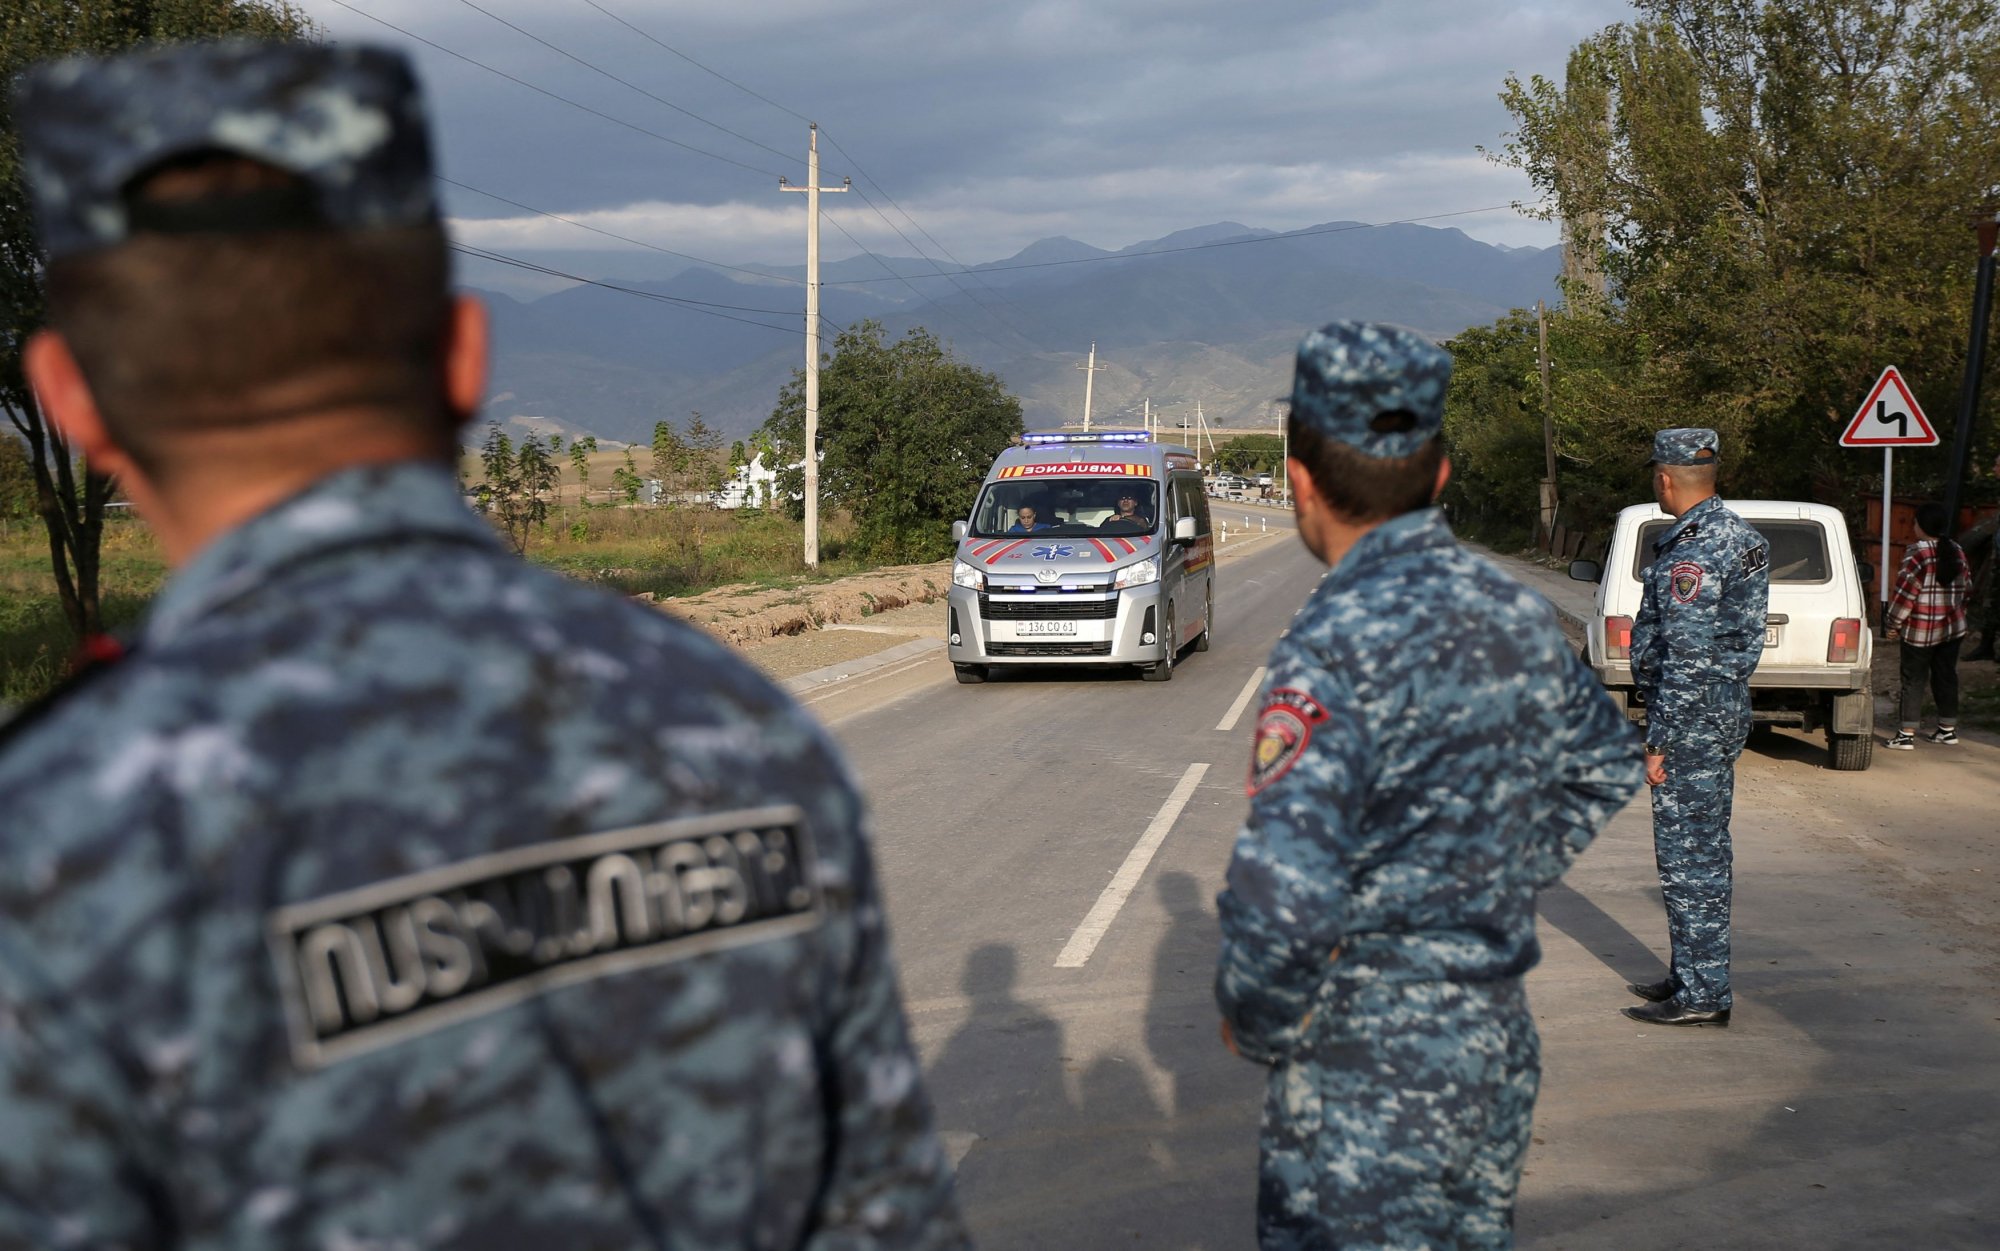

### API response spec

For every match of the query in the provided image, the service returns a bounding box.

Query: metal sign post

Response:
[1839,366,1940,621]
[1880,447,1893,609]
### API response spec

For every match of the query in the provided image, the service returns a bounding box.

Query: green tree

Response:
[471,423,558,554]
[1,0,315,639]
[649,420,687,502]
[1488,0,2000,528]
[683,412,725,496]
[1215,433,1284,475]
[612,448,644,505]
[759,320,1024,562]
[568,434,598,503]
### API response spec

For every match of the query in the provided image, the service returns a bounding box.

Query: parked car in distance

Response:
[1570,500,1875,771]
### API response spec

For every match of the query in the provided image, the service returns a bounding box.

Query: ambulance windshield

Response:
[970,478,1160,539]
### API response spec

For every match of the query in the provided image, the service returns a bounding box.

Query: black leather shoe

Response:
[1627,978,1677,1003]
[1622,1000,1729,1027]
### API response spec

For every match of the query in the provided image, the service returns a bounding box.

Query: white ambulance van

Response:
[946,431,1214,683]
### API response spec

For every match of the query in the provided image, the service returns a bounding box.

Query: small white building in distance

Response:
[712,452,783,510]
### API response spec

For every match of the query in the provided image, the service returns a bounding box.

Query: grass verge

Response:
[1,506,890,707]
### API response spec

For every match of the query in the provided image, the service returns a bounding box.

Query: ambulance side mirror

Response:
[1568,559,1602,583]
[1173,516,1197,543]
[951,520,968,542]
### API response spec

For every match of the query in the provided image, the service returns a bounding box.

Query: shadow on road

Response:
[1536,878,1663,988]
[924,944,1069,1155]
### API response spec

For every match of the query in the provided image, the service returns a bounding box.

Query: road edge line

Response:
[1054,762,1211,969]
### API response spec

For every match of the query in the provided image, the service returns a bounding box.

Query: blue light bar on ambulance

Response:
[1020,430,1153,445]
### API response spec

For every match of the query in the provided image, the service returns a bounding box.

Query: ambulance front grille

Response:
[979,596,1119,620]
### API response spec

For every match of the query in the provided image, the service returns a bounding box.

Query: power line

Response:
[450,244,804,332]
[823,205,1524,285]
[321,0,787,179]
[817,209,1033,356]
[818,129,1028,315]
[576,0,812,126]
[442,176,804,285]
[448,0,800,168]
[566,0,1029,341]
[841,180,1040,351]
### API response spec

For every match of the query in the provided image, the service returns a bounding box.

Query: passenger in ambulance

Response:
[1008,503,1050,533]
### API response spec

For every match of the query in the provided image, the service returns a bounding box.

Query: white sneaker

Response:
[1885,731,1916,750]
[1923,727,1959,745]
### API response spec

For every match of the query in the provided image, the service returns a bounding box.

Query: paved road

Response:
[822,528,2000,1250]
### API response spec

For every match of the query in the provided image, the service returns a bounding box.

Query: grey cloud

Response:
[307,0,1631,263]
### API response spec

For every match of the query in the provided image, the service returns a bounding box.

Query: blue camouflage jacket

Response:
[1629,496,1770,753]
[1215,510,1644,1062]
[0,463,965,1251]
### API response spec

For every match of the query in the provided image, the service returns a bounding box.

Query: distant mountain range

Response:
[473,220,1563,447]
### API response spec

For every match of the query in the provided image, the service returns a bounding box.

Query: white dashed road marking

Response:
[1216,666,1267,733]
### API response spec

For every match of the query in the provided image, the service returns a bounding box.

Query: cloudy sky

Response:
[298,0,1635,293]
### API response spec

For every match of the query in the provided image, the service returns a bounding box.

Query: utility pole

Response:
[779,124,847,568]
[1280,404,1290,507]
[1537,300,1558,543]
[1142,396,1151,436]
[1075,343,1106,430]
[1939,207,1998,561]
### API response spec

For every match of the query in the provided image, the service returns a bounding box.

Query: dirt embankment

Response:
[638,561,952,647]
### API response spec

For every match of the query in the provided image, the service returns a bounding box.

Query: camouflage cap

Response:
[1647,428,1721,466]
[1289,321,1452,459]
[11,39,437,261]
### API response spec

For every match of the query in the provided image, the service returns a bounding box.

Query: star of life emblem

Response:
[1032,544,1075,560]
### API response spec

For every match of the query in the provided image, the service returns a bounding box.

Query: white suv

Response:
[1571,501,1875,771]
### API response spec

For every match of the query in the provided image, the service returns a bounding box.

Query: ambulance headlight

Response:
[1114,556,1160,589]
[953,559,986,590]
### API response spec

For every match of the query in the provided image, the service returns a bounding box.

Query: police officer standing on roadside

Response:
[1214,322,1644,1249]
[0,41,965,1249]
[1624,429,1770,1028]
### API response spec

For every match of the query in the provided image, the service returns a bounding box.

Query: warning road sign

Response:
[1840,366,1939,447]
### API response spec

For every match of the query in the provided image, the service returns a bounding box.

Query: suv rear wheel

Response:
[1826,679,1874,771]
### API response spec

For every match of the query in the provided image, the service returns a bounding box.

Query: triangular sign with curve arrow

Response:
[1840,366,1940,447]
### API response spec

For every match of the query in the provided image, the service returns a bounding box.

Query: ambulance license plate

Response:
[1018,619,1079,637]
[1764,627,1778,648]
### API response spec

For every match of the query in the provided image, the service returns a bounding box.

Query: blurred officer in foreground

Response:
[1624,429,1769,1028]
[0,41,965,1250]
[1214,322,1645,1249]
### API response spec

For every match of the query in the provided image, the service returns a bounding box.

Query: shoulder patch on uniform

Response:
[1741,544,1768,576]
[1247,687,1329,796]
[267,806,821,1070]
[1669,561,1704,604]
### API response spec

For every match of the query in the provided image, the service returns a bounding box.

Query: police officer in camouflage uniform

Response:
[1622,428,1769,1029]
[0,41,966,1249]
[1213,322,1645,1249]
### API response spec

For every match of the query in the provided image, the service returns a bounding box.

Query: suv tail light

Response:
[1605,615,1633,661]
[1828,618,1861,664]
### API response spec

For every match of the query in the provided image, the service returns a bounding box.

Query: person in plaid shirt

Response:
[1884,501,1973,748]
